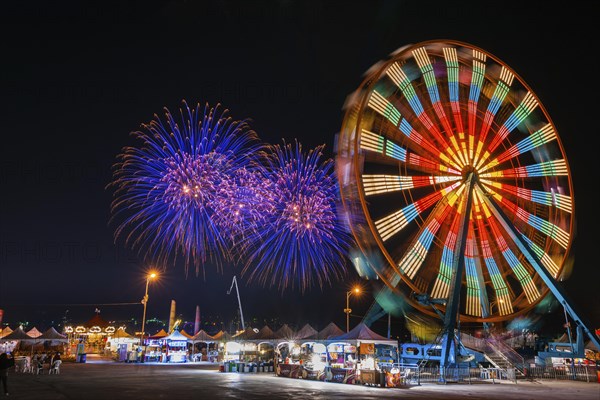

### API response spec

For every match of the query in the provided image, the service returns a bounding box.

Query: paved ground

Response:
[3,355,599,399]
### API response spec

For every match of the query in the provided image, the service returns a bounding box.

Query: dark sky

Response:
[1,1,598,337]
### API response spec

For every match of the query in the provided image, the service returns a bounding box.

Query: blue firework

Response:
[240,140,353,292]
[110,100,263,275]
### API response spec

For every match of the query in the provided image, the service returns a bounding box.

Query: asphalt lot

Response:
[4,355,599,400]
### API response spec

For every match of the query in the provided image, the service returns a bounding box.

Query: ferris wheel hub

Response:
[461,165,479,184]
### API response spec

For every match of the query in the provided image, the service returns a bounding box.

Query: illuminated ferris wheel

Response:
[336,40,576,326]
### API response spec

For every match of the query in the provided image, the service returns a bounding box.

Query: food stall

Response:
[325,323,399,386]
[163,330,189,363]
[144,329,168,362]
[105,327,137,361]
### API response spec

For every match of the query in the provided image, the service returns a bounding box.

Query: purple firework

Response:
[109,100,264,275]
[240,140,353,292]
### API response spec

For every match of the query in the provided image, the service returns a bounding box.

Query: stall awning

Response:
[328,323,397,345]
[163,330,190,342]
[191,329,215,343]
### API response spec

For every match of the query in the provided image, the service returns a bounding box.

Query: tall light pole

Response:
[345,287,360,332]
[140,271,157,356]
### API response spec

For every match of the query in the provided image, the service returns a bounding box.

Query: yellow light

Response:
[148,272,158,280]
[354,287,360,294]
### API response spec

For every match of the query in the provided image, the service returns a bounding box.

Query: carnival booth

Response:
[163,330,190,363]
[252,325,276,367]
[212,330,235,365]
[274,322,344,380]
[36,327,68,350]
[106,328,136,361]
[190,329,217,362]
[328,323,398,385]
[324,323,399,386]
[144,329,168,362]
[0,326,36,354]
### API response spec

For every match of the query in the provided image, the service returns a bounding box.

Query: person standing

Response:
[0,352,15,396]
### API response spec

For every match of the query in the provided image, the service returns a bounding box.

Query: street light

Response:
[489,298,504,315]
[484,298,505,333]
[140,271,158,356]
[344,287,360,332]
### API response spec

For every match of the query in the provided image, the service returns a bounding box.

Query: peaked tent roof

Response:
[296,323,318,339]
[274,324,296,340]
[27,327,43,338]
[179,330,194,339]
[254,325,275,340]
[212,330,234,341]
[329,323,395,343]
[0,326,36,341]
[38,327,68,342]
[149,329,168,339]
[191,329,215,342]
[111,328,133,339]
[0,327,13,338]
[233,327,258,341]
[316,322,344,340]
[84,314,110,328]
[163,330,190,341]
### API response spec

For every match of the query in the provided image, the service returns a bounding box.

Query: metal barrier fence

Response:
[414,366,598,384]
[523,366,597,382]
[418,367,490,384]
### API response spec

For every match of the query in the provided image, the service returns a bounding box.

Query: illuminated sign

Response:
[168,341,187,347]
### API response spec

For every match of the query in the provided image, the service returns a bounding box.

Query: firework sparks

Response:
[109,100,262,275]
[240,140,353,292]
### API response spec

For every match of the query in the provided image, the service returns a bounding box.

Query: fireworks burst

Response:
[109,100,263,275]
[240,140,353,292]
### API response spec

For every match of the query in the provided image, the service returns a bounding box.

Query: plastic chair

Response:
[34,361,44,374]
[22,357,32,373]
[49,360,62,374]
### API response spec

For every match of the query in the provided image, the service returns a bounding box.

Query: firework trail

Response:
[109,100,263,275]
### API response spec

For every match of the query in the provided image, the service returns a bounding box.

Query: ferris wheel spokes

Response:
[479,183,600,352]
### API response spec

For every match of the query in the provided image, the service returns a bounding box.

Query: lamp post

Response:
[140,272,157,358]
[344,287,360,332]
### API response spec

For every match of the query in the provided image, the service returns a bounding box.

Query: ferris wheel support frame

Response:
[439,173,476,375]
[480,183,600,352]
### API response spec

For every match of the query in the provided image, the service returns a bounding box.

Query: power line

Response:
[4,302,140,307]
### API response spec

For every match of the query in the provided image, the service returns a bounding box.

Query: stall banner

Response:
[301,367,323,380]
[276,363,301,378]
[359,369,378,385]
[324,367,356,384]
[359,343,374,355]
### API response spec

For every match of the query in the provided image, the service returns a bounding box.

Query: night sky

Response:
[1,1,598,338]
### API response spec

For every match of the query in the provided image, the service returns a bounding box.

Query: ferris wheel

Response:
[336,40,579,333]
